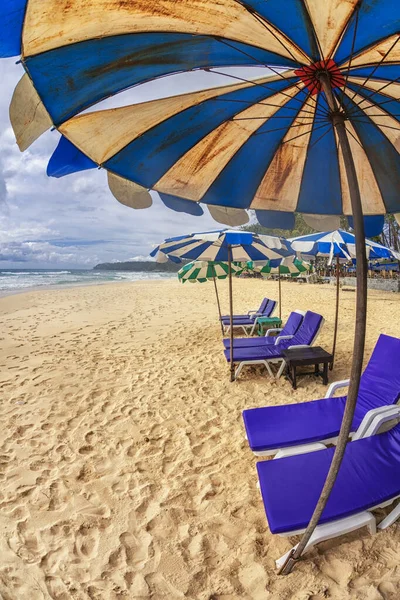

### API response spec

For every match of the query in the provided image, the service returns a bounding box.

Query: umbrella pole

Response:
[280,74,368,575]
[278,271,282,320]
[213,274,224,336]
[330,256,340,370]
[228,246,235,382]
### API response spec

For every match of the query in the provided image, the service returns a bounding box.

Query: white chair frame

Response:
[265,407,400,568]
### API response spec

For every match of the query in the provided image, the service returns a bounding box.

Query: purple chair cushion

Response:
[223,311,304,349]
[224,311,322,362]
[221,297,268,321]
[243,396,347,452]
[243,334,400,452]
[221,299,276,323]
[257,423,400,534]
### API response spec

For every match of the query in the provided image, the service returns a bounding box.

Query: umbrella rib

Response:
[277,122,330,143]
[344,124,365,150]
[247,5,311,65]
[348,35,400,106]
[231,115,323,120]
[208,68,321,110]
[347,120,400,131]
[212,98,321,116]
[251,121,329,135]
[307,124,333,150]
[214,36,320,108]
[346,75,400,112]
[338,3,360,106]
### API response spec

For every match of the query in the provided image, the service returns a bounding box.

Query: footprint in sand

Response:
[74,524,100,560]
[45,576,70,600]
[8,520,45,564]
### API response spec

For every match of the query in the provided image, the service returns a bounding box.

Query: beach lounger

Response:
[224,310,324,379]
[221,299,277,336]
[223,310,305,349]
[256,409,400,568]
[220,297,269,321]
[243,334,400,456]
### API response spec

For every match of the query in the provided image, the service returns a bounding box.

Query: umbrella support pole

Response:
[280,73,368,575]
[228,247,235,382]
[213,275,224,336]
[330,257,340,370]
[278,272,282,321]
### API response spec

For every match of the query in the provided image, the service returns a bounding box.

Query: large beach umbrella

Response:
[2,0,400,573]
[152,229,294,381]
[249,258,312,320]
[291,230,400,367]
[178,260,245,334]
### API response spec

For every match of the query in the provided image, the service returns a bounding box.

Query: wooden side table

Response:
[282,347,333,390]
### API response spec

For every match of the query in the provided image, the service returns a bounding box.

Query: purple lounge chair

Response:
[224,310,324,379]
[223,310,305,349]
[221,299,277,336]
[256,412,400,568]
[243,333,400,455]
[220,297,269,321]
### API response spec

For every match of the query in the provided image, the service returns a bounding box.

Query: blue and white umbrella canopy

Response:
[1,1,400,226]
[151,230,294,263]
[290,229,400,262]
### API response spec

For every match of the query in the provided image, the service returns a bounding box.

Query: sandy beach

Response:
[0,278,400,600]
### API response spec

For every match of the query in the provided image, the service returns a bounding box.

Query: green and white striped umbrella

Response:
[178,261,244,283]
[178,261,245,334]
[256,257,312,277]
[248,258,312,319]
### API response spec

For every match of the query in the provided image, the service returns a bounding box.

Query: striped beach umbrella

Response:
[290,230,400,367]
[178,260,243,284]
[152,229,293,263]
[152,229,294,381]
[3,0,400,572]
[178,260,244,333]
[250,258,312,319]
[290,229,400,262]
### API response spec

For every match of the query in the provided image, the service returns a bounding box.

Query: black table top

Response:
[282,346,333,365]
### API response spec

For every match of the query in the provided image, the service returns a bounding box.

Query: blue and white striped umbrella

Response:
[2,1,400,226]
[151,230,294,263]
[290,229,400,263]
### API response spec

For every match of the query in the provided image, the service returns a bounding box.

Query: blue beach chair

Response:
[243,334,400,455]
[224,310,324,379]
[256,409,400,568]
[223,310,305,349]
[221,298,277,336]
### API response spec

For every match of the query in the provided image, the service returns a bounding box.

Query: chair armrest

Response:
[273,442,327,459]
[352,405,400,440]
[247,309,260,316]
[325,378,350,398]
[287,344,310,350]
[266,327,283,337]
[275,334,294,344]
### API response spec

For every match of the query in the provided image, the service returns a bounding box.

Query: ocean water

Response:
[0,269,175,296]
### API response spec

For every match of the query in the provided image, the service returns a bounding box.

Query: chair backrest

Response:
[280,310,305,337]
[258,298,269,314]
[288,311,324,346]
[355,334,400,420]
[263,299,276,317]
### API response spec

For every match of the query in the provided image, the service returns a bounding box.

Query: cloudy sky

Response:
[0,58,270,269]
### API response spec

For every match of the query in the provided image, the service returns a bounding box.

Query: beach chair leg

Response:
[275,512,376,570]
[275,359,287,380]
[235,360,274,380]
[378,501,400,530]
